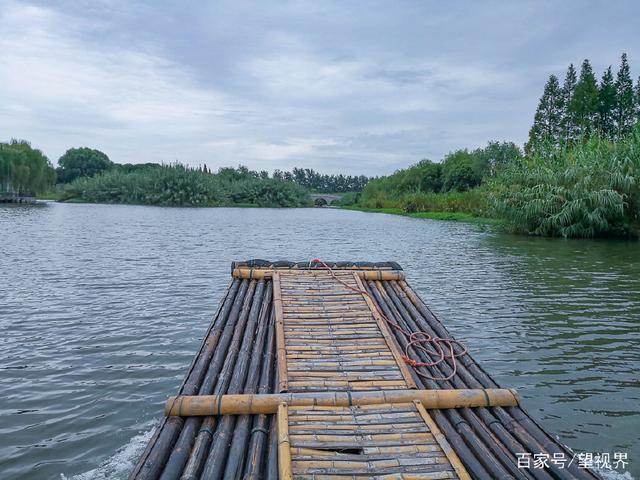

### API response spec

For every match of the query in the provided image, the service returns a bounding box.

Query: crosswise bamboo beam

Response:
[164,388,520,416]
[232,268,405,281]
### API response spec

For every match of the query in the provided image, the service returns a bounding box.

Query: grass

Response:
[341,205,497,225]
[36,191,62,201]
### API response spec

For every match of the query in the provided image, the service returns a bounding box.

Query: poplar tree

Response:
[526,74,564,153]
[614,53,635,137]
[569,60,599,138]
[560,64,578,143]
[636,76,640,123]
[597,66,616,138]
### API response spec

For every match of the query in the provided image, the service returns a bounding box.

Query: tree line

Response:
[273,168,369,193]
[361,141,522,207]
[527,53,640,152]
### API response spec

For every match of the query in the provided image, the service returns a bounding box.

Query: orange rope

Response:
[309,260,467,382]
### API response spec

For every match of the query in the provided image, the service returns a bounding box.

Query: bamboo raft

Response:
[131,261,600,480]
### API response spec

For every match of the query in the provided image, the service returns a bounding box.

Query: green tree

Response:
[569,60,599,138]
[473,141,522,178]
[416,160,443,192]
[0,140,55,195]
[441,150,481,192]
[614,53,635,138]
[636,76,640,123]
[56,147,114,183]
[597,66,616,138]
[560,64,578,143]
[636,76,640,122]
[526,75,564,153]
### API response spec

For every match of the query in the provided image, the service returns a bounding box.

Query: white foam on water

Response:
[61,425,156,480]
[597,468,635,480]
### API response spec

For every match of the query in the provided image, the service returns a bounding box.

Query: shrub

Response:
[491,133,640,238]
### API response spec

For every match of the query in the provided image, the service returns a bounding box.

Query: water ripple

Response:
[1,203,638,479]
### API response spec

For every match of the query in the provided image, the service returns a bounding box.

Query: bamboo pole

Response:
[277,403,293,480]
[132,279,242,480]
[382,281,538,480]
[222,286,274,479]
[164,388,519,416]
[393,281,596,480]
[232,268,405,281]
[200,280,268,479]
[243,309,276,479]
[272,272,289,392]
[364,280,505,479]
[353,272,417,389]
[414,400,471,480]
[178,281,259,480]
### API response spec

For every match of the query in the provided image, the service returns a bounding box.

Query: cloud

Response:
[0,0,639,175]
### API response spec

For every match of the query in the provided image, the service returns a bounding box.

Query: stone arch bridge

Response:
[309,193,342,206]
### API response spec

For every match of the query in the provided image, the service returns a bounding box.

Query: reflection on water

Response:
[1,203,638,478]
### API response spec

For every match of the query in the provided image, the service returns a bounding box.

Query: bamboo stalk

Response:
[394,281,596,480]
[132,279,242,480]
[273,272,289,392]
[200,280,268,479]
[243,309,277,479]
[232,268,405,281]
[277,403,293,480]
[178,280,259,480]
[164,388,520,416]
[353,272,417,389]
[382,281,538,480]
[223,285,274,479]
[364,280,509,479]
[414,400,471,480]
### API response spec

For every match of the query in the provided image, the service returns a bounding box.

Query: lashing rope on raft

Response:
[309,259,467,382]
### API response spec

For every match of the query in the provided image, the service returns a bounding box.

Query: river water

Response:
[1,202,638,479]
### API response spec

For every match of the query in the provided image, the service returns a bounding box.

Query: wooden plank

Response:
[353,272,417,389]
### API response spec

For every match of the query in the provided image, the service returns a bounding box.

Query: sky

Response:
[1,1,639,175]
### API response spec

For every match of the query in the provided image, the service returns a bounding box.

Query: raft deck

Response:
[131,261,600,480]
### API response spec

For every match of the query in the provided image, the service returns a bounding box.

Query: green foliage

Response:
[331,191,360,206]
[530,54,639,153]
[57,147,114,183]
[527,74,564,152]
[358,141,521,216]
[492,131,640,238]
[561,64,578,143]
[598,66,617,138]
[273,168,369,193]
[0,139,56,195]
[615,53,636,137]
[570,59,599,138]
[60,164,311,207]
[472,141,522,178]
[441,150,481,191]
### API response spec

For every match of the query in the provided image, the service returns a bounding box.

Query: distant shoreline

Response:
[340,206,497,225]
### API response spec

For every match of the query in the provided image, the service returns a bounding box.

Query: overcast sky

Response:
[1,1,638,175]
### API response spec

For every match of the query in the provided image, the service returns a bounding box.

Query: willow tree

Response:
[0,140,56,195]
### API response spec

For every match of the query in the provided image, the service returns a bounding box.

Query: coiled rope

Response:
[309,259,467,382]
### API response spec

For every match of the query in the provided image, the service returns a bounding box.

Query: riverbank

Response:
[341,205,498,225]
